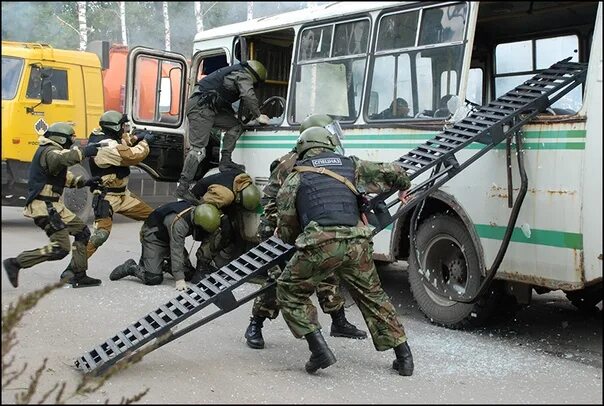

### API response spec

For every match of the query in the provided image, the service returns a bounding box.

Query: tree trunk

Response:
[77,1,87,51]
[163,1,171,51]
[194,2,204,34]
[119,2,127,46]
[247,2,254,21]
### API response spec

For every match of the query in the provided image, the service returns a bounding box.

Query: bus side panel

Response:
[450,123,586,289]
[581,5,603,284]
[82,66,105,137]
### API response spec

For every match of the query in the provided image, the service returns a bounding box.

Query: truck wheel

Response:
[408,214,501,329]
[565,283,603,313]
[63,164,93,223]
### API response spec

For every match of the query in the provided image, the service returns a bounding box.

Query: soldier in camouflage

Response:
[245,114,367,350]
[3,122,102,288]
[275,126,415,376]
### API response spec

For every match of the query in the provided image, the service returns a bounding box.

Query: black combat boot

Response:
[219,151,245,172]
[60,264,75,282]
[3,258,21,288]
[244,316,266,349]
[174,182,201,205]
[304,330,337,373]
[109,259,137,281]
[392,341,414,376]
[70,271,102,288]
[329,307,368,339]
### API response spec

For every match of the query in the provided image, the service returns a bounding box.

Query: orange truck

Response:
[1,41,177,220]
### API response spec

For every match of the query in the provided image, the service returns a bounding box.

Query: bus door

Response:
[124,47,188,182]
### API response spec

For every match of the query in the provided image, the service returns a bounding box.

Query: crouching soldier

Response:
[109,202,224,291]
[3,123,102,288]
[189,168,261,277]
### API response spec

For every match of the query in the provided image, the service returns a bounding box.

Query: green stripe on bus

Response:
[239,142,585,150]
[474,224,583,249]
[523,129,586,139]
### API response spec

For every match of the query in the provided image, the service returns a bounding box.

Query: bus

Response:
[124,1,602,328]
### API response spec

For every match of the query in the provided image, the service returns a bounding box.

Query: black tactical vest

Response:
[191,64,247,105]
[25,144,68,205]
[295,152,360,228]
[145,200,194,242]
[88,132,130,179]
[190,168,241,198]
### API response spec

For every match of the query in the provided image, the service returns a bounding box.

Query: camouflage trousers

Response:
[276,237,407,351]
[252,265,345,319]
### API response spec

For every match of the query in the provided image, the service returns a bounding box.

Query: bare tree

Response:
[163,1,171,51]
[77,1,87,51]
[194,2,204,34]
[247,1,254,20]
[119,1,127,46]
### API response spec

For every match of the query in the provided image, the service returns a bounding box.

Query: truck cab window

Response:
[2,57,23,100]
[26,66,68,100]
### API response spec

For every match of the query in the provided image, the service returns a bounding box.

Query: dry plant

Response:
[1,281,160,404]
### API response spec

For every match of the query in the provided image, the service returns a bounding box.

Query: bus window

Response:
[292,18,370,123]
[368,3,468,121]
[494,35,581,114]
[466,68,483,106]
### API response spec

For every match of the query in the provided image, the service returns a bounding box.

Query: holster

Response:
[92,192,113,219]
[44,201,66,233]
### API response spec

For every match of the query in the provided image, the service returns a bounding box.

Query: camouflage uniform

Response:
[10,137,92,277]
[86,131,153,258]
[275,148,412,351]
[253,151,345,320]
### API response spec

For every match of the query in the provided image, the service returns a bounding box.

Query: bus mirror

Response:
[40,70,53,104]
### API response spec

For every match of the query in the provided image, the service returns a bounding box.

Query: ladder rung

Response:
[401,155,431,166]
[220,267,244,282]
[461,117,495,126]
[446,128,478,138]
[95,346,110,362]
[179,292,201,308]
[439,133,472,143]
[83,352,97,370]
[139,318,156,335]
[472,111,507,120]
[228,260,253,276]
[526,79,555,86]
[480,106,511,114]
[455,122,487,131]
[489,101,521,109]
[400,162,423,172]
[149,311,168,328]
[159,304,179,320]
[189,284,211,301]
[170,299,190,314]
[516,85,547,92]
[429,138,459,149]
[239,254,263,268]
[210,273,231,288]
[537,73,567,80]
[116,331,133,349]
[500,95,536,103]
[106,339,120,356]
[199,279,223,295]
[128,325,145,341]
[409,149,440,161]
[248,247,273,263]
[258,241,283,255]
[418,144,451,154]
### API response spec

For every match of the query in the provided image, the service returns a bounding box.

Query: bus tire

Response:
[63,164,94,223]
[565,283,603,313]
[408,214,501,329]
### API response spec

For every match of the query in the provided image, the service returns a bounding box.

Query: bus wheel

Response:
[63,164,93,223]
[565,283,603,313]
[408,214,501,329]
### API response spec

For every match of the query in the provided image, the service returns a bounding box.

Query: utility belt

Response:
[105,186,127,194]
[193,90,229,112]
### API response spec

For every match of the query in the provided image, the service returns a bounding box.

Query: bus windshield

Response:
[2,56,24,100]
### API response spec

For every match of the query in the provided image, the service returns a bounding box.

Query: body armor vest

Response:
[88,133,130,179]
[191,64,247,106]
[25,145,67,205]
[191,168,240,198]
[146,201,194,243]
[295,152,360,228]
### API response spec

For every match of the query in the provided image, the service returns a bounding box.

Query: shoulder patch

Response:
[311,157,342,167]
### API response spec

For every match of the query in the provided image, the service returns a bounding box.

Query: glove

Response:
[175,279,188,291]
[82,142,100,157]
[83,176,102,188]
[135,131,155,144]
[257,114,270,125]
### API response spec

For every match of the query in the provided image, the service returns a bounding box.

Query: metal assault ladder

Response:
[75,58,587,375]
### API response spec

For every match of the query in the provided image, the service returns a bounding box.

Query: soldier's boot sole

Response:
[392,359,414,376]
[3,258,21,288]
[70,274,102,288]
[330,324,368,339]
[305,350,337,374]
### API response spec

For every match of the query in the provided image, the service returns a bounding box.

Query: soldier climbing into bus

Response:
[175,60,271,204]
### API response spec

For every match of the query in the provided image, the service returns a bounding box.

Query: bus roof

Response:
[194,1,408,42]
[1,41,101,69]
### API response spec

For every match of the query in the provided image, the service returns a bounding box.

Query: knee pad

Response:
[144,272,163,286]
[74,226,91,244]
[89,229,110,248]
[48,244,70,261]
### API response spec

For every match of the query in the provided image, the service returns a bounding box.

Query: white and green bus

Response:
[125,1,602,328]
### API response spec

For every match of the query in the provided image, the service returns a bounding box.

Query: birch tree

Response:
[119,2,127,46]
[162,1,171,51]
[77,1,87,50]
[247,2,254,20]
[194,2,204,34]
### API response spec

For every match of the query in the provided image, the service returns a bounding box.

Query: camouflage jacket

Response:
[276,148,411,248]
[257,150,298,239]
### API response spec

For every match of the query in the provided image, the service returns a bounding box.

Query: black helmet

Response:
[44,122,76,149]
[99,110,129,136]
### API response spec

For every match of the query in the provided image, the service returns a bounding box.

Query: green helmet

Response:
[296,127,342,157]
[99,110,128,133]
[299,114,345,155]
[44,122,76,148]
[245,60,267,83]
[193,203,221,233]
[239,183,261,211]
